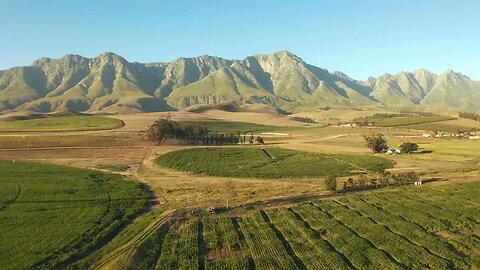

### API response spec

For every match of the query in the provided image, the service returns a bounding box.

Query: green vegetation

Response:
[395,122,478,132]
[290,116,316,123]
[399,142,419,153]
[324,176,337,191]
[356,114,454,127]
[131,181,480,269]
[206,121,296,134]
[0,115,124,132]
[403,139,480,162]
[155,147,394,179]
[363,133,388,153]
[0,161,147,269]
[458,111,480,122]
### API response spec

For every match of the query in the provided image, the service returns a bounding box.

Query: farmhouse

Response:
[385,149,401,155]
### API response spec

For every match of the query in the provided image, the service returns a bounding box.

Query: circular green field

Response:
[0,115,124,132]
[0,161,147,269]
[155,147,394,179]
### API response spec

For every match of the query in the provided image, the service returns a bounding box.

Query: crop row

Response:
[155,147,394,179]
[145,181,480,270]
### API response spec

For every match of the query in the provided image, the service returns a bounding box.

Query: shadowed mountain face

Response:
[0,51,479,113]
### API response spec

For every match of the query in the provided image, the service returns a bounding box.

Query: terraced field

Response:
[132,180,480,269]
[155,147,394,178]
[0,161,147,269]
[0,115,124,132]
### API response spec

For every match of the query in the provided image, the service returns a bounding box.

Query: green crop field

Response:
[206,121,299,134]
[129,180,480,269]
[0,115,124,132]
[0,161,147,269]
[369,115,454,127]
[155,147,394,179]
[395,122,478,133]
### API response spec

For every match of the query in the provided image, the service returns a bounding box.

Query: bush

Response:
[325,176,337,191]
[393,171,419,185]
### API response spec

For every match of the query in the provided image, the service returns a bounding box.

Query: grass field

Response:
[367,115,454,127]
[0,115,124,132]
[206,121,300,134]
[155,147,394,179]
[401,139,480,162]
[128,180,480,269]
[395,122,479,133]
[0,161,147,269]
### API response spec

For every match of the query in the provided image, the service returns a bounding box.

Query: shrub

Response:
[325,176,337,191]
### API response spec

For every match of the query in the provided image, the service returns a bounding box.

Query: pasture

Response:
[128,180,480,269]
[0,161,147,269]
[0,115,124,132]
[155,147,394,179]
[205,121,300,134]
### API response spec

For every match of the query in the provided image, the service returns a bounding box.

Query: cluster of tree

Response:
[399,142,419,153]
[142,117,208,144]
[341,170,419,191]
[142,117,265,145]
[291,116,316,123]
[459,111,480,122]
[364,134,388,153]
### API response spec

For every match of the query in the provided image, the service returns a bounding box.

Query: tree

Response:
[248,133,254,144]
[363,134,388,153]
[255,136,265,144]
[399,142,419,153]
[324,176,337,191]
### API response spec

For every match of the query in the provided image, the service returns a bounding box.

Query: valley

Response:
[0,109,479,269]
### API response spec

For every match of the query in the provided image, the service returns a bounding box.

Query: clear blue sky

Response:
[1,0,479,80]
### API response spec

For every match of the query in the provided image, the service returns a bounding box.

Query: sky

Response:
[0,0,479,80]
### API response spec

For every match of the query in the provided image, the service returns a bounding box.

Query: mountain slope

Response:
[0,51,479,113]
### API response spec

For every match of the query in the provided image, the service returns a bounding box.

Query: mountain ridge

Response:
[0,51,479,113]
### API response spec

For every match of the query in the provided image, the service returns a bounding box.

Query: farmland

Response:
[0,161,147,270]
[1,109,480,269]
[205,121,300,134]
[155,147,394,179]
[128,180,480,269]
[0,115,124,132]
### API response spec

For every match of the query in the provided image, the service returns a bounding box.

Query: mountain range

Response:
[0,51,479,114]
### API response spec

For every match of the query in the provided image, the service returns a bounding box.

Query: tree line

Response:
[458,111,480,122]
[325,170,420,192]
[141,117,264,145]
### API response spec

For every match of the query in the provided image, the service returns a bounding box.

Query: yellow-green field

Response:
[0,115,124,132]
